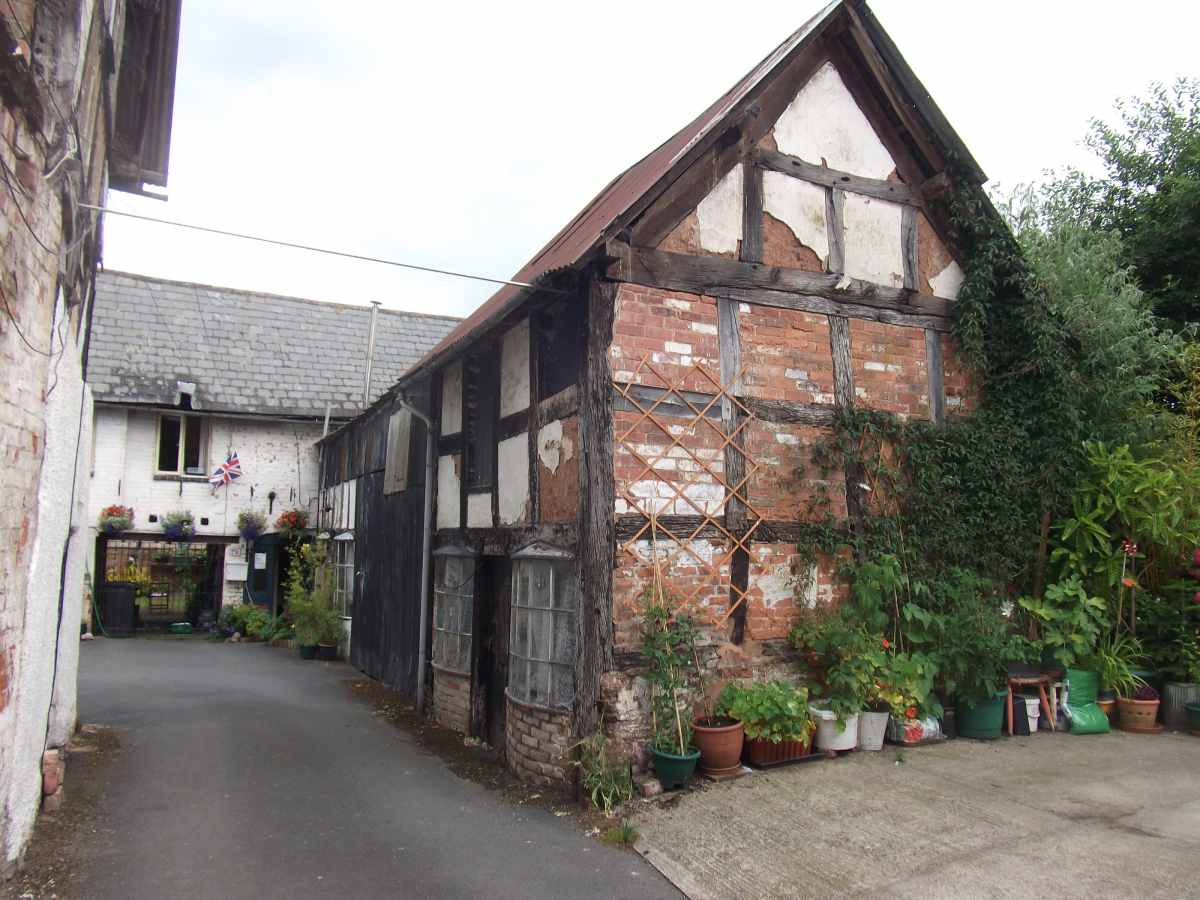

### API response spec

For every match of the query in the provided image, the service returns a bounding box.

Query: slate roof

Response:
[88,271,460,418]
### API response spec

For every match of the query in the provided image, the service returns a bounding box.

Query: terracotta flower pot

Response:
[1117,697,1161,733]
[743,735,812,767]
[693,717,744,776]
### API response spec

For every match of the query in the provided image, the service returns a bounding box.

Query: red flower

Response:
[1194,591,1200,604]
[1122,539,1138,557]
[881,638,890,649]
[905,707,917,719]
[1122,577,1136,588]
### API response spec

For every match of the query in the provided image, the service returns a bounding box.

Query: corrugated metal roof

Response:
[88,271,460,419]
[408,1,842,377]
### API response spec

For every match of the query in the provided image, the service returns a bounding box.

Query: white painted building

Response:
[85,271,458,630]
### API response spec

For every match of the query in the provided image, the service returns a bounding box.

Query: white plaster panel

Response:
[842,193,905,288]
[440,361,463,436]
[695,165,743,254]
[497,434,529,525]
[773,61,896,180]
[436,454,461,529]
[762,170,830,265]
[500,319,531,418]
[466,492,493,529]
[536,419,574,475]
[930,260,965,301]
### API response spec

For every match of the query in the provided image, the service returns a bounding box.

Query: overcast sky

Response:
[102,1,1200,319]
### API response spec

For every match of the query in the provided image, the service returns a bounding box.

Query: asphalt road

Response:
[77,638,678,900]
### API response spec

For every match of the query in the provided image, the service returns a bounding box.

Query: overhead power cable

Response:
[79,204,567,294]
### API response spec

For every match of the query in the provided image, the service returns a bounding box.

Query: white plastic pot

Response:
[1022,695,1041,733]
[812,707,859,752]
[858,710,890,751]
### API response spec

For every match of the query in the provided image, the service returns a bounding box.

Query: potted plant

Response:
[1118,683,1162,733]
[1160,632,1200,730]
[289,597,321,659]
[98,504,134,535]
[689,635,744,776]
[872,650,943,747]
[276,508,309,542]
[641,584,699,790]
[941,590,1023,740]
[315,606,342,660]
[237,510,267,542]
[810,633,876,752]
[1090,632,1145,720]
[718,681,814,766]
[160,510,195,541]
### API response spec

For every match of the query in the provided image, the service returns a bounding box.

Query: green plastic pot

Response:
[298,644,318,660]
[1185,702,1200,734]
[649,746,700,791]
[957,691,1008,740]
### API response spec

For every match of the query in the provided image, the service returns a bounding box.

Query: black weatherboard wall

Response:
[322,382,431,696]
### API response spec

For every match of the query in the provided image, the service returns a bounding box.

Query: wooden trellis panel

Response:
[614,356,763,623]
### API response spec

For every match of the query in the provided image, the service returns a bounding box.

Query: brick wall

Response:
[849,319,929,419]
[432,668,470,734]
[505,695,572,785]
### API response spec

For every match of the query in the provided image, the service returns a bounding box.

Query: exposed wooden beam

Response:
[741,161,763,264]
[613,382,835,428]
[925,328,945,425]
[756,147,914,205]
[574,275,616,738]
[743,397,835,427]
[828,316,855,409]
[826,187,846,275]
[605,243,953,323]
[902,205,918,292]
[717,296,748,644]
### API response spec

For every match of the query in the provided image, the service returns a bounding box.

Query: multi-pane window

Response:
[156,414,207,475]
[332,537,355,618]
[509,550,576,709]
[432,550,475,674]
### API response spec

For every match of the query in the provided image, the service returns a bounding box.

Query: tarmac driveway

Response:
[633,728,1200,899]
[73,638,678,900]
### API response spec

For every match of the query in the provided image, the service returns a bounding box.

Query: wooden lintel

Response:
[613,383,835,427]
[535,384,579,428]
[755,147,914,206]
[605,243,953,325]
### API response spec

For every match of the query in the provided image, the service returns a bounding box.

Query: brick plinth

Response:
[505,694,571,785]
[433,667,470,734]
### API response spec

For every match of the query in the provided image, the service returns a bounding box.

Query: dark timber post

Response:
[573,274,616,738]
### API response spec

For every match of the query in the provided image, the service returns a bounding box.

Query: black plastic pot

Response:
[316,642,338,661]
[941,707,957,740]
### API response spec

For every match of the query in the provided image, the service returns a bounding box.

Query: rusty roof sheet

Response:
[406,1,842,379]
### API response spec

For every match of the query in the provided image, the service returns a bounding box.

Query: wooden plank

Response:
[756,148,914,205]
[606,243,953,320]
[925,327,944,425]
[496,409,528,444]
[574,276,616,737]
[717,295,748,644]
[902,204,918,292]
[826,188,846,275]
[742,397,835,426]
[721,285,951,333]
[434,523,579,556]
[828,315,854,409]
[535,383,579,428]
[741,161,763,264]
[615,514,725,543]
[528,315,541,523]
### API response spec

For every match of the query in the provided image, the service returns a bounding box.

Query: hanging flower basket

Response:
[98,504,134,535]
[237,510,267,541]
[275,508,308,541]
[160,510,195,542]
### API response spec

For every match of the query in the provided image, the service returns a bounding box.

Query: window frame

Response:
[331,535,355,618]
[507,544,576,711]
[154,412,208,476]
[431,546,477,675]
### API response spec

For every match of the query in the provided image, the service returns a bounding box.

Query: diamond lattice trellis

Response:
[614,355,764,624]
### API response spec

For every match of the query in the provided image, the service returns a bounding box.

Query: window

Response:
[332,536,355,618]
[464,349,498,490]
[383,408,411,495]
[432,549,476,673]
[156,414,207,475]
[509,548,576,709]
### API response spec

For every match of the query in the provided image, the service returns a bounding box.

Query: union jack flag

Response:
[209,452,243,487]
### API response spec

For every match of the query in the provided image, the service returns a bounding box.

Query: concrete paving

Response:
[76,638,678,900]
[633,730,1200,899]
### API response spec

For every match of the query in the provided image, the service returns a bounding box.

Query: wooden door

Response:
[473,557,511,750]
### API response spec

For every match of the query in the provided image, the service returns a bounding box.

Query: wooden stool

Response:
[1006,675,1055,734]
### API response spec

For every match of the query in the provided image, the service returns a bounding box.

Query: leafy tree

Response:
[1047,79,1200,329]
